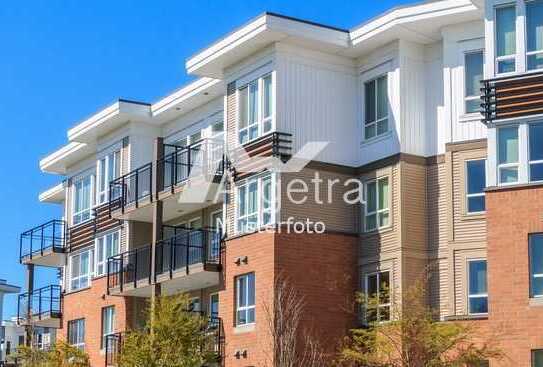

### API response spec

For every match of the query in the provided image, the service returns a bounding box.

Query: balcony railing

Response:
[19,220,66,264]
[105,332,123,367]
[108,162,153,216]
[17,285,62,326]
[481,71,543,124]
[107,245,152,293]
[155,227,222,279]
[157,138,225,194]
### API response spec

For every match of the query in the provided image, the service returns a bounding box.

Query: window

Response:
[101,307,115,349]
[67,319,85,350]
[209,293,219,318]
[97,150,121,204]
[498,127,519,184]
[189,297,201,312]
[72,175,93,225]
[236,273,255,325]
[365,271,391,322]
[466,159,486,213]
[236,174,273,233]
[464,51,484,114]
[527,0,543,70]
[495,5,516,73]
[468,260,488,314]
[364,177,390,232]
[530,123,543,182]
[238,74,273,144]
[530,234,543,298]
[70,250,93,291]
[364,75,388,140]
[95,231,120,277]
[533,350,543,367]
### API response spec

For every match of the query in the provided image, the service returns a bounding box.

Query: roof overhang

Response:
[0,280,20,294]
[186,12,350,78]
[68,99,151,144]
[39,182,66,204]
[40,142,94,175]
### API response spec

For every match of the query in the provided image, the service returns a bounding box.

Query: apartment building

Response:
[15,0,543,366]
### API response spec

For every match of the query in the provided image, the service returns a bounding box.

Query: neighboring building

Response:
[0,280,20,364]
[16,0,543,366]
[1,318,56,365]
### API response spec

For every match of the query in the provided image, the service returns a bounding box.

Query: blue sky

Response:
[0,0,417,319]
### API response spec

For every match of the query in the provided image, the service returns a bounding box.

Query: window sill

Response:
[458,113,481,123]
[361,225,393,237]
[529,297,543,307]
[233,323,255,334]
[360,131,393,147]
[461,212,486,221]
[486,181,543,192]
[63,286,92,296]
[444,314,488,321]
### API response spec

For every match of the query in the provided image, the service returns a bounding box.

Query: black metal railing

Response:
[108,162,153,215]
[17,285,62,325]
[205,315,223,361]
[107,245,152,293]
[155,227,222,279]
[105,332,123,367]
[19,220,66,263]
[157,138,225,194]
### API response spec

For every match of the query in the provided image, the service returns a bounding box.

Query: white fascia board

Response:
[67,100,151,144]
[39,182,66,204]
[40,142,94,175]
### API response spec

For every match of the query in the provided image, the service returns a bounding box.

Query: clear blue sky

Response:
[0,0,417,319]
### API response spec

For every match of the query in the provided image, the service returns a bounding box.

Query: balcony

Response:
[108,162,153,220]
[107,227,222,297]
[20,220,66,267]
[481,71,543,124]
[17,285,62,328]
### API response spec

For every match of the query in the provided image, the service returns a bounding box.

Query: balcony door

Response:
[210,211,222,262]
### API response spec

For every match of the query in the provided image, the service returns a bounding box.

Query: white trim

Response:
[363,176,391,233]
[364,270,391,322]
[235,273,256,326]
[465,158,487,214]
[94,230,121,278]
[467,258,488,315]
[235,173,275,234]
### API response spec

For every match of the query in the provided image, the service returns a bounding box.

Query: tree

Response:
[339,281,503,367]
[8,341,90,367]
[118,293,220,367]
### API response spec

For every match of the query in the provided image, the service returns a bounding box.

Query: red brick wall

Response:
[60,277,133,367]
[487,185,543,366]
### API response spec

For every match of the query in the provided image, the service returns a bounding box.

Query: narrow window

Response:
[95,232,120,277]
[495,5,516,73]
[236,174,273,233]
[238,75,273,144]
[466,159,486,213]
[530,123,543,182]
[530,234,543,298]
[534,350,543,367]
[498,126,519,184]
[189,297,201,312]
[97,150,121,205]
[236,273,255,325]
[209,293,219,318]
[365,177,390,232]
[527,0,543,70]
[101,306,115,349]
[68,319,85,350]
[364,75,388,140]
[73,175,92,225]
[70,250,93,291]
[464,51,484,114]
[365,271,391,322]
[468,259,488,314]
[262,75,273,134]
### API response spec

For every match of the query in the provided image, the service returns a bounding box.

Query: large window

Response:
[530,234,543,298]
[530,123,543,182]
[67,319,85,350]
[533,350,543,367]
[95,231,120,277]
[468,259,488,314]
[236,273,255,326]
[527,0,543,70]
[364,177,390,232]
[70,250,93,291]
[498,126,519,184]
[364,75,388,140]
[101,306,115,349]
[238,74,273,144]
[72,175,93,225]
[97,150,121,205]
[464,51,484,114]
[236,174,273,233]
[466,159,486,214]
[495,5,517,74]
[365,271,391,323]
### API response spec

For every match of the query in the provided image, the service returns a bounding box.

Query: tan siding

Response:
[427,161,448,253]
[400,161,427,253]
[428,258,449,319]
[453,248,487,316]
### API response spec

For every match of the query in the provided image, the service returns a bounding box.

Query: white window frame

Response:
[236,273,256,326]
[525,0,543,71]
[465,159,487,214]
[72,173,94,225]
[363,176,391,233]
[69,249,93,292]
[529,234,543,298]
[497,125,520,185]
[68,318,85,350]
[363,74,389,141]
[101,306,115,350]
[467,259,488,315]
[236,73,275,145]
[94,231,120,277]
[96,150,121,205]
[463,50,485,115]
[494,3,518,75]
[364,271,391,323]
[235,173,275,234]
[529,122,543,182]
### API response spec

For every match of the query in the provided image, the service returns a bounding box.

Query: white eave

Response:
[40,142,94,175]
[68,99,151,144]
[186,12,350,78]
[39,182,66,204]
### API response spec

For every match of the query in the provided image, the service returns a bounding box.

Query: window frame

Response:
[363,176,391,233]
[529,233,543,298]
[72,173,94,225]
[467,258,489,315]
[463,50,485,115]
[235,272,256,326]
[364,271,391,323]
[101,306,115,350]
[94,231,120,277]
[67,318,85,350]
[526,0,543,71]
[69,249,93,292]
[96,149,121,205]
[529,122,543,182]
[497,125,520,185]
[533,349,543,367]
[465,159,487,215]
[494,3,518,75]
[235,174,274,234]
[363,74,389,141]
[209,292,219,318]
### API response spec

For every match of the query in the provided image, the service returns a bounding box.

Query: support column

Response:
[25,264,34,347]
[151,137,164,327]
